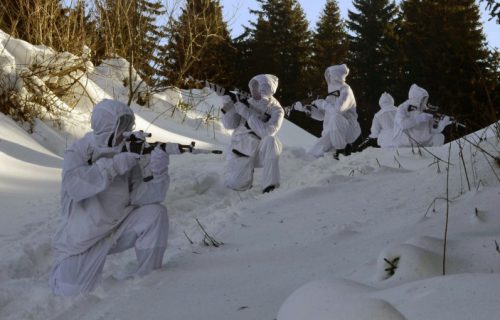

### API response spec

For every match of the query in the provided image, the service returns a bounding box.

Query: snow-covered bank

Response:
[1,30,500,320]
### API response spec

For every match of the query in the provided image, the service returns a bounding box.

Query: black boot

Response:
[263,185,276,193]
[334,144,352,160]
[333,150,341,160]
[344,143,352,156]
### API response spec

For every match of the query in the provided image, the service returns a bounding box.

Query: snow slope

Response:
[1,31,500,320]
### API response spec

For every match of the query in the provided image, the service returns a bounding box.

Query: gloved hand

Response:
[292,101,303,111]
[113,152,140,175]
[164,143,183,155]
[221,96,234,114]
[440,115,452,127]
[304,105,312,117]
[416,113,433,123]
[235,101,251,120]
[150,147,169,177]
[311,99,324,109]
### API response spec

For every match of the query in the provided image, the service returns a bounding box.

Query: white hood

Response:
[325,64,349,92]
[248,74,279,99]
[379,92,397,111]
[408,84,429,111]
[90,99,135,147]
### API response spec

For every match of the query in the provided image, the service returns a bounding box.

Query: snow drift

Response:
[1,30,500,320]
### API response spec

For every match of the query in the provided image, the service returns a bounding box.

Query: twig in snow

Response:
[384,257,400,277]
[195,218,223,247]
[443,142,452,275]
[456,139,471,191]
[393,156,402,168]
[424,197,451,217]
[184,231,194,245]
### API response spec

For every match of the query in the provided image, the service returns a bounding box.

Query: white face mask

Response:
[250,80,261,101]
[112,115,134,146]
[420,96,429,110]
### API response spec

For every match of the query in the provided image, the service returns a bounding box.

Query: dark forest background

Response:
[1,0,499,137]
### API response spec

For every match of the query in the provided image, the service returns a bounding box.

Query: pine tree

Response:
[158,0,235,88]
[481,0,500,23]
[346,0,401,133]
[241,0,312,105]
[400,0,498,131]
[135,0,166,84]
[311,0,349,98]
[95,0,165,86]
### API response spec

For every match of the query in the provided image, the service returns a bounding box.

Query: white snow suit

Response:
[49,99,170,296]
[221,74,284,192]
[393,84,451,147]
[307,64,361,158]
[369,92,398,148]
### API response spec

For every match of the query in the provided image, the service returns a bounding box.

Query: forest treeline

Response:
[1,0,499,135]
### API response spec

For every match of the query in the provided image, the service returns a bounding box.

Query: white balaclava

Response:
[91,99,135,148]
[248,74,279,100]
[324,64,349,93]
[408,84,429,112]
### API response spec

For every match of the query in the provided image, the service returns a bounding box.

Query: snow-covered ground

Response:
[1,30,500,320]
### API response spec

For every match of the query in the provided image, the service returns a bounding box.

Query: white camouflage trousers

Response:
[49,204,169,296]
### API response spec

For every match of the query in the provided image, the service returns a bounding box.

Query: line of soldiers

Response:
[219,64,458,197]
[49,64,459,297]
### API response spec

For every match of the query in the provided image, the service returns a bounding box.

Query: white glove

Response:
[221,96,234,114]
[234,102,251,119]
[311,99,324,109]
[416,113,433,123]
[440,116,452,127]
[292,101,303,111]
[150,147,169,177]
[113,152,140,175]
[164,142,182,155]
[304,105,312,117]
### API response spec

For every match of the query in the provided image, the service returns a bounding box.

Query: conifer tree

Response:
[400,0,498,131]
[241,0,312,105]
[310,0,349,98]
[481,0,500,23]
[95,0,165,86]
[159,0,235,88]
[346,0,401,133]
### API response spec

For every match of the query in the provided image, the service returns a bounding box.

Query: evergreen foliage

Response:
[346,0,401,133]
[310,0,349,98]
[400,0,498,132]
[240,0,312,105]
[481,0,500,23]
[158,0,235,88]
[95,0,166,86]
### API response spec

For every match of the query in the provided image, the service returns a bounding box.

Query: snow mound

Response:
[277,278,405,320]
[374,243,442,284]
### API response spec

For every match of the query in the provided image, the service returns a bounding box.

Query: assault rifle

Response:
[289,90,342,121]
[122,131,223,181]
[355,137,379,152]
[407,104,466,129]
[206,82,272,125]
[123,131,223,155]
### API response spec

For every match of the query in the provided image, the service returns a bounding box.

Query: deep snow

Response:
[1,29,500,320]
